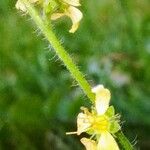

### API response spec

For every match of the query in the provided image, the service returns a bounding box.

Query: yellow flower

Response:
[51,0,83,33]
[67,85,120,150]
[16,0,39,12]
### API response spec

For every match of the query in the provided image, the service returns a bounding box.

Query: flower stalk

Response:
[22,0,95,102]
[17,1,134,149]
[116,131,134,150]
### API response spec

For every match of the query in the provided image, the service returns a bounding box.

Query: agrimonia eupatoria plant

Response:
[16,0,134,149]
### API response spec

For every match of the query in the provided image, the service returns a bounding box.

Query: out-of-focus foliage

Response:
[0,0,150,149]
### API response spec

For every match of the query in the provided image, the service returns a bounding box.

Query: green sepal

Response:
[105,106,115,117]
[44,0,59,14]
[109,121,121,134]
[86,129,94,135]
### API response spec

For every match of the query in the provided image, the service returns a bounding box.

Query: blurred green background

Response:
[0,0,150,149]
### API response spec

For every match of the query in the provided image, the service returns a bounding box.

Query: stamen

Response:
[109,114,120,122]
[66,131,77,135]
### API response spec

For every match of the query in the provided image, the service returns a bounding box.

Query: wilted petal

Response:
[51,6,82,33]
[16,0,39,11]
[81,138,97,150]
[16,0,26,11]
[66,6,83,33]
[92,85,111,115]
[98,132,119,150]
[63,0,81,6]
[51,13,65,20]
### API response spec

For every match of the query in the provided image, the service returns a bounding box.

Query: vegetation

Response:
[0,0,150,149]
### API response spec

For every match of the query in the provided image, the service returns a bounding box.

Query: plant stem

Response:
[22,0,95,102]
[116,131,134,150]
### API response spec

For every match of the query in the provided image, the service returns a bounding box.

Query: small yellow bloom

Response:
[16,0,82,33]
[51,0,83,33]
[67,84,120,150]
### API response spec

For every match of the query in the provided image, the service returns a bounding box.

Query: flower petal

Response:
[16,0,39,11]
[98,132,119,150]
[63,0,81,6]
[92,85,111,115]
[51,13,65,20]
[81,138,97,150]
[77,112,91,135]
[66,6,83,33]
[51,6,82,33]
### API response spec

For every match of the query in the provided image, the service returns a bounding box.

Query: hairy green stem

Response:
[116,131,134,150]
[21,1,134,149]
[23,0,95,102]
